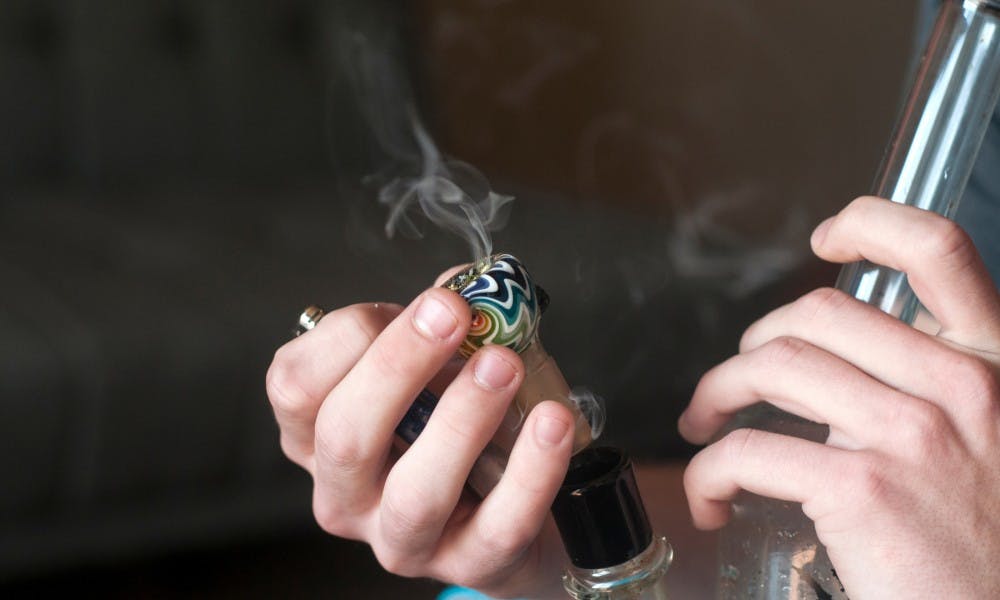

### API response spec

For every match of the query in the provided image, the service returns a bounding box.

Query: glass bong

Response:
[716,1,1000,598]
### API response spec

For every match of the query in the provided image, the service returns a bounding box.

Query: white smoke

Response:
[576,113,808,301]
[378,110,513,264]
[342,31,513,264]
[666,184,808,298]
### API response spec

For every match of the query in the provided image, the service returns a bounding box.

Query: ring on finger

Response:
[294,304,327,337]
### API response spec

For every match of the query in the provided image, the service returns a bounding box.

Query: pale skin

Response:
[266,196,1000,598]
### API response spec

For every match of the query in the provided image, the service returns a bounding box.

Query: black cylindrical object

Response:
[551,446,652,570]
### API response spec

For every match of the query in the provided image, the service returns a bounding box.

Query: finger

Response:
[266,302,403,467]
[812,196,1000,349]
[312,287,471,516]
[426,357,466,395]
[739,287,989,423]
[425,264,480,392]
[441,401,574,589]
[683,428,854,529]
[376,346,523,561]
[679,336,909,449]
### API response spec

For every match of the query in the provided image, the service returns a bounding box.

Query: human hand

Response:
[679,197,1000,598]
[265,273,574,599]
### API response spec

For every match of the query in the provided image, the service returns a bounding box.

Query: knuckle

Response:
[378,480,444,549]
[947,355,1000,412]
[737,325,758,352]
[506,458,558,499]
[453,561,516,594]
[432,407,482,451]
[926,219,976,267]
[371,543,421,578]
[278,432,310,467]
[795,287,852,324]
[839,196,876,224]
[759,336,810,369]
[370,339,414,381]
[681,453,714,508]
[265,350,311,419]
[448,540,539,592]
[314,425,366,476]
[847,195,881,215]
[332,305,388,355]
[894,401,949,459]
[475,519,533,564]
[312,491,351,537]
[450,567,494,592]
[721,428,760,466]
[847,454,889,506]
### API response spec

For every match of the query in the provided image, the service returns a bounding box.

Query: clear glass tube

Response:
[717,1,1000,598]
[564,536,673,600]
[835,0,1000,321]
[715,405,842,600]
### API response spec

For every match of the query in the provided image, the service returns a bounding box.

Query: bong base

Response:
[715,404,846,600]
[717,494,846,600]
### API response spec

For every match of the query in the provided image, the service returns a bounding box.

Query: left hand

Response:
[678,197,1000,598]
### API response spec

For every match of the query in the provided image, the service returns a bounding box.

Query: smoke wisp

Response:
[342,31,513,264]
[377,111,514,264]
[666,184,807,298]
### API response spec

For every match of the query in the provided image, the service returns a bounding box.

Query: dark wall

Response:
[0,0,918,585]
[406,1,917,454]
[0,0,340,184]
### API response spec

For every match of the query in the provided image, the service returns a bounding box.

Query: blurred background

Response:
[0,0,919,597]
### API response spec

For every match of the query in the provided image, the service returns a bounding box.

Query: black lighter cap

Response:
[551,446,652,570]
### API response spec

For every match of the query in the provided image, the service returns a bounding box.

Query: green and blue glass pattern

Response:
[445,254,541,357]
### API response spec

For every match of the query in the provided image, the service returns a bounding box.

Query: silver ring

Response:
[294,305,326,337]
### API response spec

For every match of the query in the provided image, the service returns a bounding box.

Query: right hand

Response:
[265,282,574,599]
[679,198,1000,598]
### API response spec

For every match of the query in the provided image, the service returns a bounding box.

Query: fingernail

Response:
[413,295,458,340]
[535,415,569,448]
[811,217,834,247]
[474,351,517,391]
